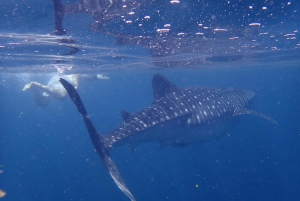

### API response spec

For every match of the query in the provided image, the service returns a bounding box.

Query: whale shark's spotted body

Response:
[104,75,275,149]
[60,74,276,201]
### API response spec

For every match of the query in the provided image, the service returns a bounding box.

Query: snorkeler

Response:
[22,74,109,107]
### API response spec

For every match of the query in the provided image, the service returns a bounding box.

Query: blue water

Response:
[1,0,300,201]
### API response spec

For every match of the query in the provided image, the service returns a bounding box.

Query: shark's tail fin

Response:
[53,0,66,35]
[59,78,136,201]
[244,110,278,125]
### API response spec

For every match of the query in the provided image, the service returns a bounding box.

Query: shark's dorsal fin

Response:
[121,110,131,121]
[234,109,278,125]
[152,74,180,101]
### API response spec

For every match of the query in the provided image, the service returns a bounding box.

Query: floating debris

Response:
[195,32,204,36]
[258,32,268,36]
[249,23,261,27]
[156,29,170,33]
[214,28,227,32]
[164,24,171,28]
[284,34,296,37]
[144,16,150,20]
[170,0,180,4]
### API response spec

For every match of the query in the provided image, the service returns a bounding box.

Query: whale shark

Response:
[59,74,276,201]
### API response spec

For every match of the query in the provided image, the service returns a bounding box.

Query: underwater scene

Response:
[0,0,300,200]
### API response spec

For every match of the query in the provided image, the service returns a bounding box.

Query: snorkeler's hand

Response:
[22,82,41,91]
[22,83,33,91]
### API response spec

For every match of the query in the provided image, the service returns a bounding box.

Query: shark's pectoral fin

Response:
[235,109,278,125]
